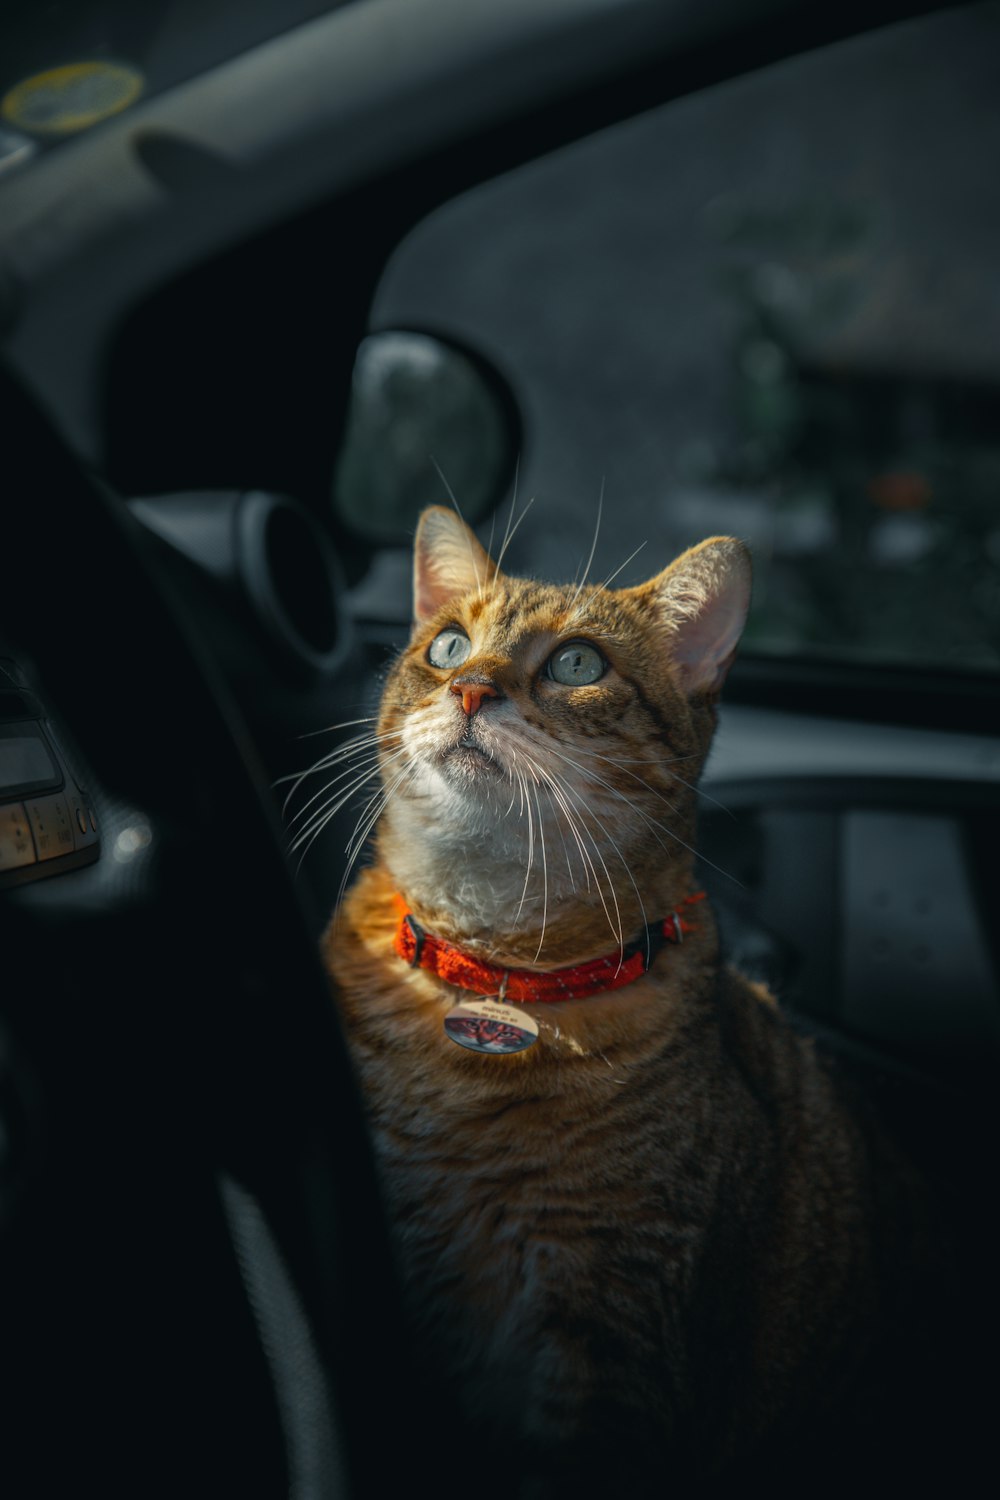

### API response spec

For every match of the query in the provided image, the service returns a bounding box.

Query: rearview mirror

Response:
[332,330,519,543]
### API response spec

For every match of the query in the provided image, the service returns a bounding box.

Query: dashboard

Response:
[0,653,100,889]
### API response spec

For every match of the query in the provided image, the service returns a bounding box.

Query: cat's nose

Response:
[450,677,502,717]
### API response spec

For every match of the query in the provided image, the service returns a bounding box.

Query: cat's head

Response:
[375,506,750,964]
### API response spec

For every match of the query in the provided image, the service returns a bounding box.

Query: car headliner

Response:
[0,0,953,488]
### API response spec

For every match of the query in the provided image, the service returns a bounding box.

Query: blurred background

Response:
[342,2,1000,678]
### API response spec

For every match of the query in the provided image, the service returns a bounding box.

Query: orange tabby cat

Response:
[324,507,930,1495]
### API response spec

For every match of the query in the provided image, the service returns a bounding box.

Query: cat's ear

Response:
[642,537,751,695]
[413,506,497,622]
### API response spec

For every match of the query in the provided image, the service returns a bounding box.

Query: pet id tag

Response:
[443,997,539,1054]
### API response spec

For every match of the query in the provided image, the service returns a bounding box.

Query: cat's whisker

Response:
[289,772,382,857]
[289,746,411,858]
[285,743,400,827]
[431,456,485,600]
[521,749,590,899]
[662,770,734,817]
[578,746,736,819]
[287,745,410,840]
[539,780,577,892]
[332,761,417,911]
[544,766,625,955]
[503,757,519,816]
[573,743,735,816]
[560,536,646,634]
[512,765,536,933]
[344,783,395,867]
[277,727,392,788]
[494,495,535,576]
[495,459,519,572]
[568,748,701,769]
[546,741,740,887]
[595,539,648,593]
[528,760,594,898]
[294,714,379,741]
[293,756,399,879]
[544,742,688,849]
[542,741,679,830]
[527,750,644,948]
[550,767,647,970]
[344,759,415,868]
[521,746,624,957]
[521,752,580,876]
[309,726,401,763]
[278,729,400,814]
[485,509,498,585]
[555,744,687,822]
[572,770,699,876]
[564,484,604,618]
[530,780,549,963]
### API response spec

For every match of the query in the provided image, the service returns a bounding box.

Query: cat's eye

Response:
[427,628,472,669]
[546,641,606,686]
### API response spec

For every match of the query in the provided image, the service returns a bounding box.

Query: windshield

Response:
[369,2,1000,677]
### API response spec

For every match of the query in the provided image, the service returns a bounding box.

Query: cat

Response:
[322,505,937,1496]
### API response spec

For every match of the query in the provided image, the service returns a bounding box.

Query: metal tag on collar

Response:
[443,971,539,1054]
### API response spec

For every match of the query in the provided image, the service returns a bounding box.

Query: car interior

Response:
[2,1,997,1494]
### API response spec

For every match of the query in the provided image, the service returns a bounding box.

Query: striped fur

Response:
[323,509,925,1493]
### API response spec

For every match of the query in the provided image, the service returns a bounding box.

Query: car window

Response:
[366,1,1000,677]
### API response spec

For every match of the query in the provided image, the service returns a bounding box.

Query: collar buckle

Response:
[402,912,426,967]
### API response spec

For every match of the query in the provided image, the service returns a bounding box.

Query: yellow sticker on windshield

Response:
[2,61,144,136]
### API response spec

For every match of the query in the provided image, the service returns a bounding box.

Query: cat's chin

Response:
[440,740,504,781]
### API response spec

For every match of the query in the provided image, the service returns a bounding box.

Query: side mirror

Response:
[332,330,520,543]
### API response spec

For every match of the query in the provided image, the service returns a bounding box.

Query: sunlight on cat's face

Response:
[377,506,751,863]
[331,505,754,954]
[392,574,678,827]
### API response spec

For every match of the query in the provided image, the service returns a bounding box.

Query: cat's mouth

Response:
[441,729,503,778]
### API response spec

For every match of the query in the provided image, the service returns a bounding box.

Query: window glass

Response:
[373,3,1000,674]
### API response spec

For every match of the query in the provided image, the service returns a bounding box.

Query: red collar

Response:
[392,892,705,1004]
